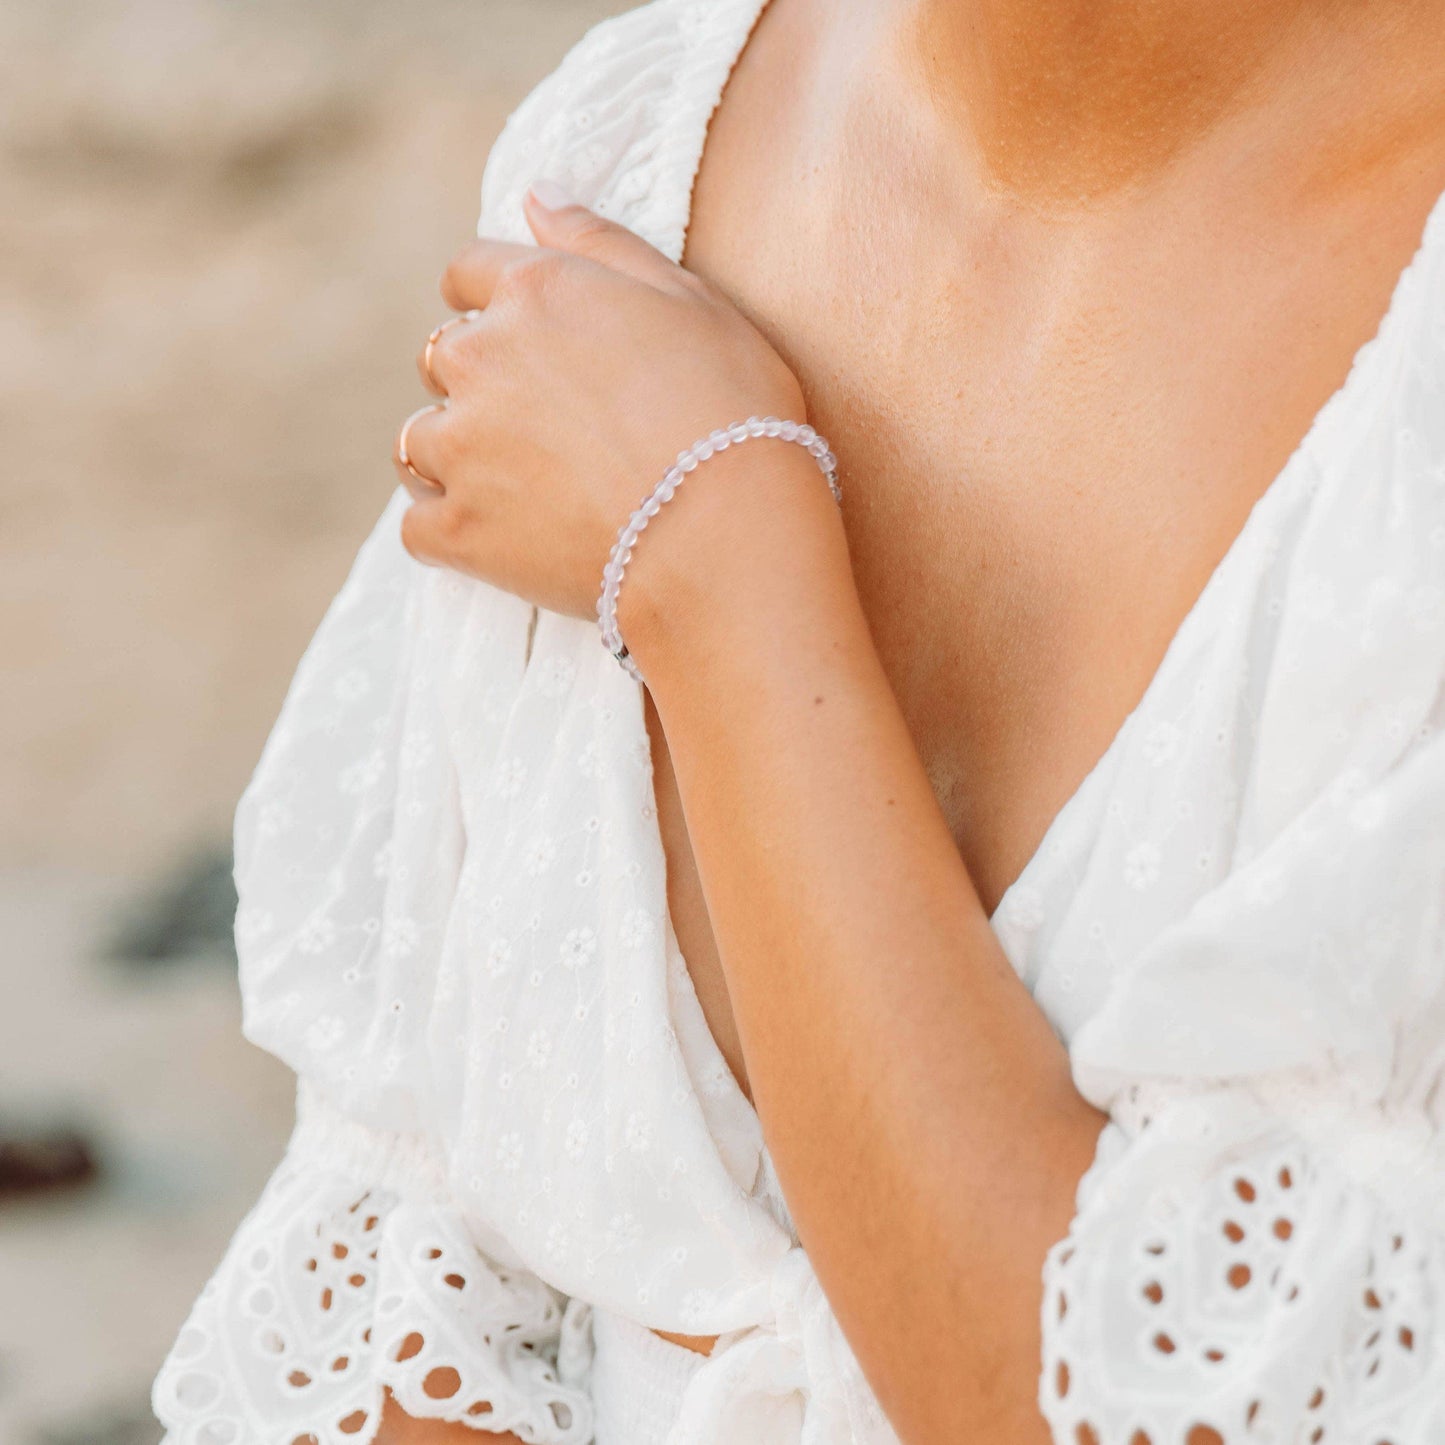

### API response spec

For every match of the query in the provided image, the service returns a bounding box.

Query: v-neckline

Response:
[669,0,1445,928]
[983,187,1444,925]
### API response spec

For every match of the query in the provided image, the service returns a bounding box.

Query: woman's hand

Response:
[393,183,809,622]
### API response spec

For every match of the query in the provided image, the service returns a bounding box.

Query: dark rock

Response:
[0,1122,98,1199]
[107,847,237,968]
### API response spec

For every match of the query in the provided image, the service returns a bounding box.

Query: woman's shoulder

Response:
[476,0,767,259]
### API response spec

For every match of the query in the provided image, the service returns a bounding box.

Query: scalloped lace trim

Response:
[1040,1085,1445,1445]
[152,1113,593,1445]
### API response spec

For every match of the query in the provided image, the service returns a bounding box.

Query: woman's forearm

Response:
[395,195,1106,1439]
[626,448,1107,1444]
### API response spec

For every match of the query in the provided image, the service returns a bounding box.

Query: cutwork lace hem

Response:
[1040,1079,1445,1445]
[151,1088,594,1445]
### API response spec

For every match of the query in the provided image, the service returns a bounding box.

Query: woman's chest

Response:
[642,25,1444,1096]
[675,154,1397,915]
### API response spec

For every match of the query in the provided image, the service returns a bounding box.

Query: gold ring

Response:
[423,309,482,392]
[398,404,445,492]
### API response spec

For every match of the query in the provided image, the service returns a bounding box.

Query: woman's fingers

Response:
[439,240,539,311]
[394,175,803,617]
[416,310,482,395]
[395,404,469,572]
[524,181,693,291]
[398,492,455,569]
[393,403,449,500]
[441,186,693,315]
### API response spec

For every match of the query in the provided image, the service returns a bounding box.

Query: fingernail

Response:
[529,178,578,211]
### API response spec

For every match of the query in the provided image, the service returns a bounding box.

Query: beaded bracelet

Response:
[596,416,841,681]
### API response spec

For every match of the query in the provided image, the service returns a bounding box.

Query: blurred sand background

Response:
[0,0,626,1437]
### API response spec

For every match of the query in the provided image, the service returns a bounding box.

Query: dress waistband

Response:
[590,1306,708,1445]
[290,1081,453,1202]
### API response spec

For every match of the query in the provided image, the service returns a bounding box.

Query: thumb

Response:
[524,179,683,289]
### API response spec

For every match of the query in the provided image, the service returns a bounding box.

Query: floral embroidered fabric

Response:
[154,1,1445,1441]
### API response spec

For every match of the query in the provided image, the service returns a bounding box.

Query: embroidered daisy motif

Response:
[536,656,577,698]
[524,837,558,876]
[495,757,528,799]
[620,908,655,948]
[486,938,514,977]
[296,915,337,954]
[607,1211,641,1249]
[526,1029,553,1070]
[495,1133,523,1173]
[1001,884,1045,932]
[1123,842,1162,891]
[339,750,386,796]
[564,1118,589,1159]
[623,1112,653,1153]
[560,927,597,969]
[381,917,420,960]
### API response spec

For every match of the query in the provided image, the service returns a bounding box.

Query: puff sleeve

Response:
[1041,704,1445,1445]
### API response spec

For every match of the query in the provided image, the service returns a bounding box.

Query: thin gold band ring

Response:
[398,404,446,492]
[423,309,482,392]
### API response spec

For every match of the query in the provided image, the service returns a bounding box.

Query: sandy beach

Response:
[0,1,625,1436]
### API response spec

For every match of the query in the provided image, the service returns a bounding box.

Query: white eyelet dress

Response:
[152,1,1445,1442]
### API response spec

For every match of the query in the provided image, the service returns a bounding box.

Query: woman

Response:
[153,0,1445,1441]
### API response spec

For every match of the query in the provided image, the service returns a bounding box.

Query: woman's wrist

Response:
[612,439,861,695]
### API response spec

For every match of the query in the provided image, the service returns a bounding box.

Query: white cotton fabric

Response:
[589,1309,707,1445]
[152,1,1445,1442]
